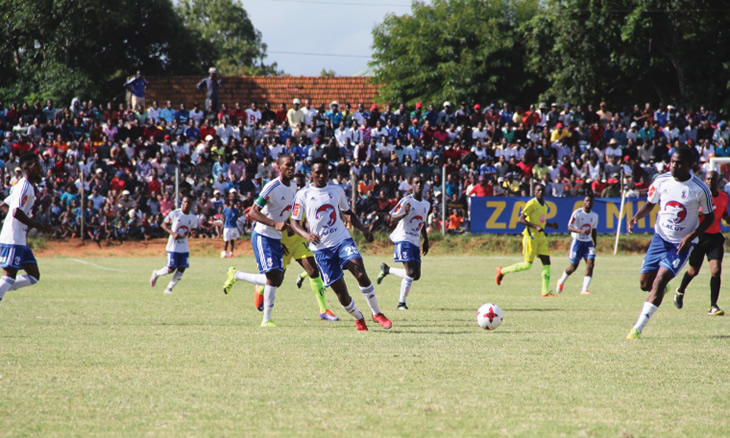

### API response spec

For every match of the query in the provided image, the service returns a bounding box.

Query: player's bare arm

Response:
[342,209,373,242]
[568,225,589,235]
[421,224,429,255]
[161,221,179,240]
[591,229,597,246]
[678,212,713,253]
[628,201,656,233]
[389,203,411,224]
[518,213,541,232]
[4,204,51,234]
[291,218,320,245]
[249,204,289,232]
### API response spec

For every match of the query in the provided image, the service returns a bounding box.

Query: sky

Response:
[244,0,418,76]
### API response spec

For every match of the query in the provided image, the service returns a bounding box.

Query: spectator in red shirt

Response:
[516,155,534,178]
[469,175,494,197]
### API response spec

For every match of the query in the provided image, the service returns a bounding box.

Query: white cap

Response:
[293,98,301,105]
[122,190,131,195]
[214,189,221,195]
[229,188,238,193]
[95,168,103,174]
[205,135,214,141]
[209,67,217,74]
[443,101,451,108]
[329,101,339,109]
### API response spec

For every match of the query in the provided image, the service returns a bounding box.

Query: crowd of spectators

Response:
[0,89,728,241]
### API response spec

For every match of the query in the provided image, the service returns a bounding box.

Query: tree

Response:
[525,0,730,109]
[0,0,211,104]
[175,0,279,76]
[370,0,541,107]
[320,69,336,78]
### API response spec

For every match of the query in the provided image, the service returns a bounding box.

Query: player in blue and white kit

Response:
[0,153,51,304]
[150,196,199,294]
[222,155,297,328]
[221,199,240,258]
[626,147,713,339]
[556,194,599,295]
[376,175,430,310]
[290,158,392,332]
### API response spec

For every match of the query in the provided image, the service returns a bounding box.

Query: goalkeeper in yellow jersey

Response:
[495,183,559,297]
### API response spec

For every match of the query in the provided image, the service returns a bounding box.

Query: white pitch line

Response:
[69,258,123,272]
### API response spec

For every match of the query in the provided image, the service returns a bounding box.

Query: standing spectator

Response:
[287,99,305,128]
[124,71,148,111]
[245,101,261,127]
[197,67,223,114]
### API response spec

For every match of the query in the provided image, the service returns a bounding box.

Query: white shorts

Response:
[223,228,240,242]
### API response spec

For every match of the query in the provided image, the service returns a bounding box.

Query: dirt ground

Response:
[34,238,246,258]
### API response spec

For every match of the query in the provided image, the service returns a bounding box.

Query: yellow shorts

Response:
[522,231,550,263]
[280,231,314,269]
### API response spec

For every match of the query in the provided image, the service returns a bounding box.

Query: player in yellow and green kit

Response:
[495,183,559,297]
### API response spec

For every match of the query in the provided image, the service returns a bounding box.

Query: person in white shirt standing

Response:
[150,196,199,295]
[290,158,392,331]
[626,147,713,339]
[556,194,599,295]
[376,176,430,310]
[222,155,297,328]
[245,101,261,128]
[0,153,52,304]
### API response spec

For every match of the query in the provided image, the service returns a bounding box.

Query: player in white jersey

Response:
[222,155,297,327]
[150,196,199,294]
[556,194,599,295]
[0,153,51,304]
[376,176,430,310]
[626,147,713,339]
[290,158,392,332]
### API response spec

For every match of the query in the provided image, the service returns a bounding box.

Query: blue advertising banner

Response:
[469,197,662,234]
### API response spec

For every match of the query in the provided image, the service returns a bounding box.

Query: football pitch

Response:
[1,254,728,437]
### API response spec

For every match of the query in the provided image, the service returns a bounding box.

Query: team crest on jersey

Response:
[665,201,687,224]
[316,204,337,227]
[410,215,424,230]
[177,225,189,238]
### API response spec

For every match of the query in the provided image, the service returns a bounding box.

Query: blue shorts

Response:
[0,244,37,270]
[251,230,284,274]
[568,239,596,264]
[393,241,421,264]
[167,252,190,269]
[312,238,362,287]
[640,234,694,277]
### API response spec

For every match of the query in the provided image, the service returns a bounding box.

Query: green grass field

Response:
[1,254,728,437]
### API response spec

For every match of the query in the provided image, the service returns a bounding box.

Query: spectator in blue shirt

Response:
[124,71,148,112]
[327,101,343,126]
[212,154,228,181]
[176,103,190,125]
[160,101,176,124]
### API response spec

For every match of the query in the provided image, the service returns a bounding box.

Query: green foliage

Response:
[525,0,730,108]
[0,0,274,105]
[175,0,279,76]
[320,68,336,77]
[370,0,542,106]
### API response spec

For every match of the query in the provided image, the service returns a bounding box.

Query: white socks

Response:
[633,302,658,332]
[359,284,381,315]
[263,285,276,322]
[155,267,171,277]
[399,277,413,303]
[342,296,364,320]
[582,276,592,293]
[558,271,570,286]
[9,274,38,291]
[390,267,407,278]
[235,272,267,285]
[166,271,183,292]
[0,276,16,301]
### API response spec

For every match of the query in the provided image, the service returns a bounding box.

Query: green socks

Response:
[310,276,328,313]
[501,261,532,275]
[541,265,551,295]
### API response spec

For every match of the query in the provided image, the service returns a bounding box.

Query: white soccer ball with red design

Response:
[476,303,503,330]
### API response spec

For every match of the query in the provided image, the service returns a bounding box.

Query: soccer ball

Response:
[476,303,503,330]
[220,250,227,259]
